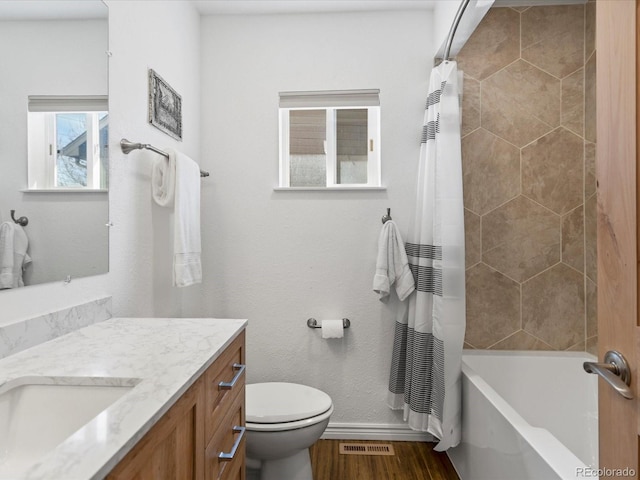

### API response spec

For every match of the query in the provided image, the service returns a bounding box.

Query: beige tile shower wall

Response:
[457,3,597,353]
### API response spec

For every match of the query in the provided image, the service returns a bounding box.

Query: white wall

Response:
[106,0,200,318]
[192,11,434,427]
[1,1,200,323]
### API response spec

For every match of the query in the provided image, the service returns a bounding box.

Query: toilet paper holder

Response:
[307,318,351,329]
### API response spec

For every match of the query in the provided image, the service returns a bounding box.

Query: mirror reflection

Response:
[0,1,109,289]
[27,95,109,190]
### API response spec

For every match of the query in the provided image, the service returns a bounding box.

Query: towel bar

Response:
[307,318,351,329]
[120,138,210,178]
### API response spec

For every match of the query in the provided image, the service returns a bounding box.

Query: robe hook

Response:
[10,210,28,227]
[381,208,392,224]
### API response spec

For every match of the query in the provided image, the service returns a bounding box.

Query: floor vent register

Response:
[338,443,395,456]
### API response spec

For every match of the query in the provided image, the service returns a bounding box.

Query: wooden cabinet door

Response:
[106,330,246,480]
[106,378,205,480]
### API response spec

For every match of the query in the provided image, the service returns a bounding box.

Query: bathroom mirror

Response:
[0,0,109,288]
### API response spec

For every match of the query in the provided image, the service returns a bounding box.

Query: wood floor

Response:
[309,440,460,480]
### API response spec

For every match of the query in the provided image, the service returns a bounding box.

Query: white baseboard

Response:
[321,422,434,442]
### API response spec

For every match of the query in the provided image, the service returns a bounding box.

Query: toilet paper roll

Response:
[321,319,344,339]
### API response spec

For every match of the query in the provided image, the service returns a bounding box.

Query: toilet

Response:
[245,382,333,480]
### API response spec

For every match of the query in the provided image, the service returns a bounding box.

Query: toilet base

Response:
[250,449,313,480]
[246,465,260,480]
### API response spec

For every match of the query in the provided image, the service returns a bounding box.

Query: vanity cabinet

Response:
[107,330,246,480]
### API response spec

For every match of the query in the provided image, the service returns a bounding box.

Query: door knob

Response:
[583,350,633,400]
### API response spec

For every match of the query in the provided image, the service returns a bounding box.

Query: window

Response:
[279,90,381,188]
[27,95,108,190]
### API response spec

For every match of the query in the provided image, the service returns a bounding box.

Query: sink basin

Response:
[0,377,136,477]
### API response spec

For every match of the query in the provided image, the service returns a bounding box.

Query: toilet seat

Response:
[246,382,333,432]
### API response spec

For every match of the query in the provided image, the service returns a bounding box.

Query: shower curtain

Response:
[387,60,466,451]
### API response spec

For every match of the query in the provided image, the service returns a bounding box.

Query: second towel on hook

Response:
[152,148,202,287]
[373,220,415,302]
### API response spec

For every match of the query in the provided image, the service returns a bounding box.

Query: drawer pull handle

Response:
[218,426,246,461]
[218,363,246,390]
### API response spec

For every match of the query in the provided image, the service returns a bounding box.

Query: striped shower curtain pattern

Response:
[387,60,466,451]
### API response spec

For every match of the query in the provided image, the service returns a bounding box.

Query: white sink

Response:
[0,377,136,477]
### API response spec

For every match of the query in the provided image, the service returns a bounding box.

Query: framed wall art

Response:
[148,68,182,140]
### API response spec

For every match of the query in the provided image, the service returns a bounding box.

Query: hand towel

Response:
[373,220,415,302]
[152,148,202,287]
[0,222,31,289]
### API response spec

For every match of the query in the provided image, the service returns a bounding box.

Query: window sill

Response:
[21,188,108,193]
[273,186,387,192]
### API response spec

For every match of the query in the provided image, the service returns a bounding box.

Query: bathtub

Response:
[448,350,598,480]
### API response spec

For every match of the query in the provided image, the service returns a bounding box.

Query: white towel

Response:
[373,220,415,302]
[152,148,202,287]
[0,222,31,289]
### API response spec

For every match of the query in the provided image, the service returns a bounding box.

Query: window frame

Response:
[278,90,381,189]
[27,95,108,191]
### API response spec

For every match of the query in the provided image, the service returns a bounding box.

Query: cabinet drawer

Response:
[205,331,246,440]
[205,387,246,480]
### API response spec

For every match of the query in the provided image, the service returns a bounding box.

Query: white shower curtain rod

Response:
[443,0,471,61]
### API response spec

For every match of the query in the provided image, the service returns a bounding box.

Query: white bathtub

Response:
[448,350,598,480]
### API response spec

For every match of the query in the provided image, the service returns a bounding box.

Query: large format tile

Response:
[482,60,560,147]
[462,128,520,215]
[561,68,584,136]
[521,5,585,79]
[584,51,597,143]
[465,208,481,268]
[465,263,521,349]
[561,205,584,273]
[522,263,585,350]
[587,278,597,339]
[482,196,561,282]
[585,193,597,282]
[521,128,584,215]
[461,3,594,354]
[490,330,553,350]
[457,7,520,81]
[567,340,586,352]
[585,1,596,62]
[585,142,596,198]
[462,74,480,137]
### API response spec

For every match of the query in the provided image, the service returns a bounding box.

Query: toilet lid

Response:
[246,382,332,424]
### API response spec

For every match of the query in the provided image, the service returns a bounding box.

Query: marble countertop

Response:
[0,317,247,480]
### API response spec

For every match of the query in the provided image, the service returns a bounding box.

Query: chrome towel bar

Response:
[120,138,210,178]
[307,318,351,329]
